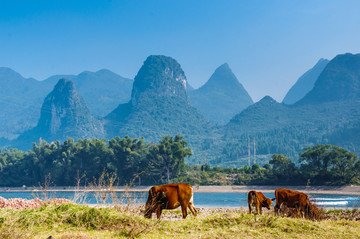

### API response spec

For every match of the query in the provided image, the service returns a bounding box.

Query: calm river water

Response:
[0,191,359,209]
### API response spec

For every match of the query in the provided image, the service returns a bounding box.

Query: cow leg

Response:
[295,207,301,218]
[256,204,261,215]
[156,206,163,219]
[188,203,197,217]
[180,203,188,219]
[259,206,262,215]
[248,203,252,215]
[274,204,279,216]
[300,209,305,219]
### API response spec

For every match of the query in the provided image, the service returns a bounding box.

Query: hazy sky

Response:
[1,0,360,102]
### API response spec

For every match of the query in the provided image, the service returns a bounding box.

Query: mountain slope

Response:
[282,58,329,105]
[298,53,360,105]
[220,53,360,166]
[44,69,133,116]
[105,55,213,164]
[189,63,253,124]
[14,79,104,148]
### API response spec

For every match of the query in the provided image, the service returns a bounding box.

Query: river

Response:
[0,191,359,209]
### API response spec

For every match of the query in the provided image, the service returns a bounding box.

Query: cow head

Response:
[144,186,167,218]
[262,197,274,210]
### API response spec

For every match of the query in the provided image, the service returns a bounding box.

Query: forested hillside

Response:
[189,63,253,124]
[2,53,360,168]
[105,55,215,164]
[219,53,360,166]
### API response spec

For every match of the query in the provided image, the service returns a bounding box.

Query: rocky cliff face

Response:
[130,55,189,105]
[15,78,104,146]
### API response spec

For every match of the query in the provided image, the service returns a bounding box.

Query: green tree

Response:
[269,154,298,184]
[300,144,360,185]
[108,136,148,184]
[147,135,192,184]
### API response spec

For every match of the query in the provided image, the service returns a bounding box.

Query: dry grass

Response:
[0,204,359,239]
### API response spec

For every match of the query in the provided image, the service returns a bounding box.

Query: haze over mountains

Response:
[0,69,132,139]
[189,63,253,124]
[44,69,133,117]
[1,52,360,167]
[282,58,329,104]
[298,53,360,105]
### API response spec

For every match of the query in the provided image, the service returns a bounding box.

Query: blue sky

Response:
[1,0,360,102]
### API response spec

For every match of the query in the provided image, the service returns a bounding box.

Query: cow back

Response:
[151,183,193,210]
[275,188,309,208]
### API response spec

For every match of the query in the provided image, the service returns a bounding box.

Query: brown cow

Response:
[248,190,275,215]
[274,188,311,218]
[144,183,197,219]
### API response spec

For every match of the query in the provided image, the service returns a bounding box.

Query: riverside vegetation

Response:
[0,135,359,187]
[0,135,359,238]
[1,203,360,238]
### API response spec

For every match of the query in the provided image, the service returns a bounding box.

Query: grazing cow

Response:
[144,183,197,219]
[248,190,275,215]
[274,188,311,218]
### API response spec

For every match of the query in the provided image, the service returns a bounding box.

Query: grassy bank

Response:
[1,204,360,239]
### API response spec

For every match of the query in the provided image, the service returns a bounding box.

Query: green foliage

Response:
[146,135,192,184]
[176,145,360,186]
[0,135,191,187]
[269,154,298,184]
[299,144,360,185]
[222,97,360,165]
[108,136,147,184]
[0,142,358,186]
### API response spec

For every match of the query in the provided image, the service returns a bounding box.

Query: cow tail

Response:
[305,197,311,218]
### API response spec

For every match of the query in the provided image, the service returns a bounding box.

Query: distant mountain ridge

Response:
[2,52,360,168]
[282,58,329,105]
[44,69,133,117]
[0,67,50,139]
[0,68,132,139]
[189,63,253,124]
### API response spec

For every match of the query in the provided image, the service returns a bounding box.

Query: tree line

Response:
[181,144,360,186]
[0,135,359,187]
[0,135,191,187]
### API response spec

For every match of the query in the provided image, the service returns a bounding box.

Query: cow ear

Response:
[271,198,276,201]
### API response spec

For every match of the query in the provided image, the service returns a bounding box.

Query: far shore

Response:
[1,185,360,195]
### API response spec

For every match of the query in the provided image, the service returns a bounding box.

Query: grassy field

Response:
[0,203,360,239]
